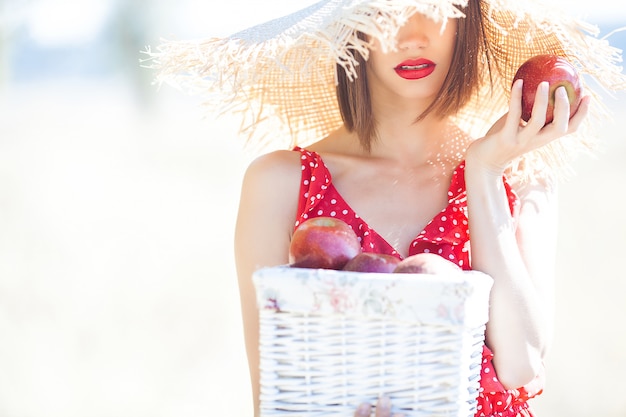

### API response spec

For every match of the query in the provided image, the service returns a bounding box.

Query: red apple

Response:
[393,253,462,275]
[342,252,401,273]
[512,54,582,124]
[289,217,361,270]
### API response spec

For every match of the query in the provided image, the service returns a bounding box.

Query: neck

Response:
[369,103,456,165]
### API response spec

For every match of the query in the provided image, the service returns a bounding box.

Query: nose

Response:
[396,13,431,51]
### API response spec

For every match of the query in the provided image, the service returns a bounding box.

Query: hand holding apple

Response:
[512,54,582,124]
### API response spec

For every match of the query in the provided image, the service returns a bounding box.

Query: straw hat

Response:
[146,0,626,177]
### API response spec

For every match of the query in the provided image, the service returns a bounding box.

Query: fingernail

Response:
[357,403,371,416]
[557,86,567,98]
[378,396,391,410]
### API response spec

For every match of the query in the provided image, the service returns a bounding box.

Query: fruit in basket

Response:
[289,217,361,270]
[512,54,582,124]
[393,253,462,274]
[342,252,401,273]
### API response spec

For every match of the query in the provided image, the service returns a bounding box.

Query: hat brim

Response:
[147,0,626,177]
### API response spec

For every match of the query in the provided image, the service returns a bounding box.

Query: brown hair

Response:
[336,0,491,150]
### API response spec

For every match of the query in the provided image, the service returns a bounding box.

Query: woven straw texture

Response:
[146,0,626,177]
[253,266,493,416]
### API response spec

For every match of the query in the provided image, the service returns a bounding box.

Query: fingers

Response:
[526,81,549,129]
[503,79,524,132]
[524,82,589,140]
[565,94,591,134]
[375,397,391,417]
[355,402,371,417]
[508,79,524,121]
[550,85,571,129]
[375,397,405,417]
[476,79,589,172]
[542,87,590,139]
[354,397,405,417]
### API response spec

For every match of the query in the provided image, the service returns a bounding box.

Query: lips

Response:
[394,58,436,80]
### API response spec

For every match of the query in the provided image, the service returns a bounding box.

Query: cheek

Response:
[442,19,458,47]
[366,45,389,74]
[447,29,458,51]
[442,27,458,66]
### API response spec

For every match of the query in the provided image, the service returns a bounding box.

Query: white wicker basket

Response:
[253,266,493,417]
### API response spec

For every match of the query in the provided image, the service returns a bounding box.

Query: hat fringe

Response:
[144,0,471,151]
[146,1,470,88]
[144,0,626,179]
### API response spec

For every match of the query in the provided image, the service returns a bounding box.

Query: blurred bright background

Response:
[0,1,624,416]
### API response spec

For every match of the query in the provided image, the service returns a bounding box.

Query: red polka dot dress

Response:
[293,147,544,417]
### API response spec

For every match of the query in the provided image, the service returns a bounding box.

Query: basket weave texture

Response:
[253,266,494,417]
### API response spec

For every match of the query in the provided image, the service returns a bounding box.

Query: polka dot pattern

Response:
[476,345,544,417]
[294,147,400,257]
[293,147,539,417]
[294,147,518,269]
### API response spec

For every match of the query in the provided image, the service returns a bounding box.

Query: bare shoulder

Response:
[245,149,302,175]
[242,149,303,193]
[235,149,303,274]
[238,149,303,231]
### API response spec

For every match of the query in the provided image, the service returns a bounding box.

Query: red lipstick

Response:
[394,58,436,80]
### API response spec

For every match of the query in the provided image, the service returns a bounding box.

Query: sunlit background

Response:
[0,1,625,416]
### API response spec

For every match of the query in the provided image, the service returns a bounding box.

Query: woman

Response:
[148,0,625,415]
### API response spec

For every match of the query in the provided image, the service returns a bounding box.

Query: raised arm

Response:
[234,150,303,415]
[464,79,590,389]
